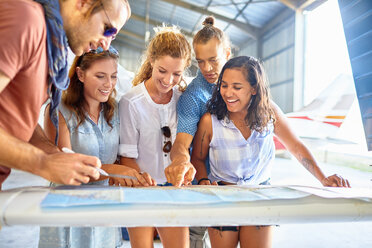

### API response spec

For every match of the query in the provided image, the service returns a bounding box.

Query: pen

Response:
[61,147,137,180]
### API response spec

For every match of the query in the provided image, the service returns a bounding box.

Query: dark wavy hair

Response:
[207,56,275,132]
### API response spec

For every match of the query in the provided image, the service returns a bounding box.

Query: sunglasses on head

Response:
[161,126,172,153]
[89,46,119,55]
[77,46,119,66]
[101,2,118,40]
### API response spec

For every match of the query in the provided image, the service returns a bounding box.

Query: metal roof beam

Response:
[279,0,298,11]
[298,0,317,10]
[279,0,326,12]
[223,0,252,32]
[131,13,163,30]
[230,0,251,24]
[259,7,294,36]
[160,0,258,39]
[298,0,327,11]
[118,29,145,41]
[115,34,146,50]
[130,13,194,39]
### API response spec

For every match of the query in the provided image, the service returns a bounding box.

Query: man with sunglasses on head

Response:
[0,0,131,189]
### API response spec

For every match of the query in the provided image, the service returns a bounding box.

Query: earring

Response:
[178,77,187,92]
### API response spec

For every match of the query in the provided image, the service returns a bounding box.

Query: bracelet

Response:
[198,178,211,185]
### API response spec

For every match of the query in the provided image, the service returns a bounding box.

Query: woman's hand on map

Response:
[197,178,218,185]
[105,164,155,187]
[321,174,351,187]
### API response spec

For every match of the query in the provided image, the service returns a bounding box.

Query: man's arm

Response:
[0,73,101,185]
[29,124,60,154]
[165,132,196,187]
[0,71,10,93]
[165,92,201,187]
[0,125,101,185]
[170,132,193,164]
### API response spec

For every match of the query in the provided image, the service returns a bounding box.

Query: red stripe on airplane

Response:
[274,136,286,150]
[323,121,342,127]
[288,116,342,127]
[288,116,312,120]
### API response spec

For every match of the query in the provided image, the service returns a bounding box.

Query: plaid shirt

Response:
[209,115,275,185]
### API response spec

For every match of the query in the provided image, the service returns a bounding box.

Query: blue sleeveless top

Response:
[39,102,121,248]
[59,102,120,167]
[209,114,275,185]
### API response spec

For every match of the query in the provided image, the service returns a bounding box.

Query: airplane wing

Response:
[1,185,371,227]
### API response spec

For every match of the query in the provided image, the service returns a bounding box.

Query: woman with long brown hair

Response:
[39,46,148,248]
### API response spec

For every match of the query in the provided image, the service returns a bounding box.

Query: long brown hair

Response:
[63,48,119,129]
[132,26,192,90]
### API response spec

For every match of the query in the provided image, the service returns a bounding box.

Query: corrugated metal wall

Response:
[237,40,258,58]
[262,16,295,113]
[238,15,296,113]
[115,43,143,73]
[338,0,372,151]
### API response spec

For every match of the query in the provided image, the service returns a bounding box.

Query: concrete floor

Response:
[1,157,372,248]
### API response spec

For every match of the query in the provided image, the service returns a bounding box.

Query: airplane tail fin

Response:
[276,74,356,150]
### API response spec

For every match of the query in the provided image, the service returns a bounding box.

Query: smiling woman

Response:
[118,26,192,248]
[64,46,119,127]
[38,46,149,248]
[191,55,350,248]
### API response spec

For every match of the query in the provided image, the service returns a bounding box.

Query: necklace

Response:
[84,105,100,124]
[231,119,252,140]
[232,120,249,128]
[229,111,250,127]
[88,112,99,123]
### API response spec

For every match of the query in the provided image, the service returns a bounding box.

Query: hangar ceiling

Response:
[116,0,326,49]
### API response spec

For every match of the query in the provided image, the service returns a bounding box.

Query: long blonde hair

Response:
[132,26,192,90]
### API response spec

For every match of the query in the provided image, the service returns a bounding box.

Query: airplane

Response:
[273,73,372,170]
[274,73,357,151]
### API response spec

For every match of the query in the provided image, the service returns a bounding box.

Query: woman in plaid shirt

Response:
[191,56,350,248]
